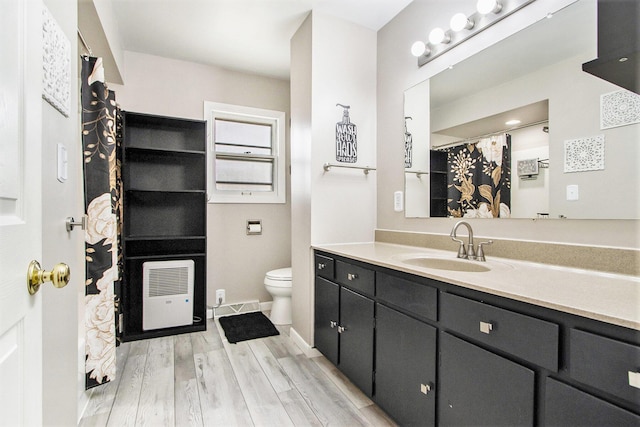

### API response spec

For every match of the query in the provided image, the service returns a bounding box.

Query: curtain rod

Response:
[77,29,92,56]
[432,119,549,151]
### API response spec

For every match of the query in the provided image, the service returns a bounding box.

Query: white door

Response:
[0,0,45,424]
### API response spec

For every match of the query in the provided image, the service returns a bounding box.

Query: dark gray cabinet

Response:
[439,332,535,426]
[440,292,559,371]
[313,255,375,397]
[545,377,640,426]
[375,304,436,426]
[314,277,339,365]
[569,328,640,406]
[313,250,640,426]
[339,287,374,396]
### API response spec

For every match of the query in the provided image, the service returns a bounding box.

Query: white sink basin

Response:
[400,256,491,272]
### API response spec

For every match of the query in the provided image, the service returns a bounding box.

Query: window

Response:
[204,102,286,203]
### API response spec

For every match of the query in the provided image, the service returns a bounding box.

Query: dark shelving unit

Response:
[121,111,207,341]
[429,150,448,217]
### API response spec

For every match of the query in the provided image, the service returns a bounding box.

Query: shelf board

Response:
[125,146,205,156]
[125,189,206,194]
[125,235,205,241]
[125,253,206,260]
[122,321,207,342]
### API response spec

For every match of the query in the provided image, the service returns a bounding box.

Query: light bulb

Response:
[505,119,521,126]
[411,41,428,57]
[450,13,474,32]
[477,0,502,14]
[429,27,449,44]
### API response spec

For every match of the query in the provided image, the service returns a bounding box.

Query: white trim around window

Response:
[204,101,286,204]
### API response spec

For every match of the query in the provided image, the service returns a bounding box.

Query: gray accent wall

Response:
[110,51,292,308]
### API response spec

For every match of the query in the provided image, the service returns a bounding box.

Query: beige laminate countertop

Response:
[313,242,640,331]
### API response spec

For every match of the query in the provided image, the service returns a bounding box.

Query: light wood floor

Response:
[80,315,396,426]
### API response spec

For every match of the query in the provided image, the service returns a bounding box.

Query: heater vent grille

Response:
[148,267,190,297]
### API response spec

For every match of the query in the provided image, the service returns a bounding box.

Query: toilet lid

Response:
[266,267,292,281]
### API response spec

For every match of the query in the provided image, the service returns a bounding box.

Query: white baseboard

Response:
[290,326,321,358]
[259,301,273,312]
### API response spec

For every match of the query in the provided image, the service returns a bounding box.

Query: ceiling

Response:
[108,0,414,80]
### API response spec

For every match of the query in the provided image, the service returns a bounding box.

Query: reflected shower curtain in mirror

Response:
[81,57,121,389]
[446,134,511,218]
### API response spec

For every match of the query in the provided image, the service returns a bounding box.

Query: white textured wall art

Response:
[600,90,640,129]
[564,135,605,173]
[42,5,70,117]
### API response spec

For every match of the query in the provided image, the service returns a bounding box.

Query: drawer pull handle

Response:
[420,383,432,395]
[480,321,493,334]
[347,273,358,281]
[318,263,326,270]
[330,320,337,328]
[629,371,640,389]
[337,326,346,333]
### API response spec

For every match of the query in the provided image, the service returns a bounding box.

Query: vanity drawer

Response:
[315,254,335,280]
[376,272,437,321]
[440,292,559,371]
[335,260,375,296]
[570,328,640,405]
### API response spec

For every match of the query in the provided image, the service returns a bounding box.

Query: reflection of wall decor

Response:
[600,90,640,129]
[517,158,539,179]
[404,116,413,168]
[42,5,71,117]
[335,104,357,163]
[564,135,605,173]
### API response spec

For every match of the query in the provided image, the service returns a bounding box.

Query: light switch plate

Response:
[566,184,579,201]
[57,143,67,183]
[394,191,404,212]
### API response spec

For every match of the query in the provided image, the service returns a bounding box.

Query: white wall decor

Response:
[564,135,605,173]
[600,90,640,130]
[42,5,70,117]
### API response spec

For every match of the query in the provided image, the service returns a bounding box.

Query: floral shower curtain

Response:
[81,57,122,389]
[446,134,511,218]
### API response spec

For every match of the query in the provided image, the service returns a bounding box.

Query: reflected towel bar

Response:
[323,163,376,175]
[405,170,430,177]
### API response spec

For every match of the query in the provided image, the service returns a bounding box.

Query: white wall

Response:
[290,12,377,345]
[429,52,639,220]
[377,0,639,248]
[510,126,550,218]
[110,51,292,307]
[41,0,85,425]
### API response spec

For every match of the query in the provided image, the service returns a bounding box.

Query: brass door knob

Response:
[27,260,70,295]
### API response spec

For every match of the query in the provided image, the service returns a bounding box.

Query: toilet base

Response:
[269,296,292,325]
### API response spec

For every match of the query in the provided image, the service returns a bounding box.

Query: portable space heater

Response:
[142,259,194,331]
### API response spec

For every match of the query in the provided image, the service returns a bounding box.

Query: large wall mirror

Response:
[404,0,639,219]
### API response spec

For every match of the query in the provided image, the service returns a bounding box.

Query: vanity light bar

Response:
[414,0,536,67]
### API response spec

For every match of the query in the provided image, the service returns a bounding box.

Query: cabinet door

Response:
[339,287,375,397]
[545,377,640,426]
[375,304,436,426]
[314,277,339,365]
[439,332,535,427]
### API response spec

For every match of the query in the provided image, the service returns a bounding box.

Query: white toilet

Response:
[264,267,292,325]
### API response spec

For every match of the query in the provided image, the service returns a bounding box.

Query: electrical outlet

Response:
[216,289,226,305]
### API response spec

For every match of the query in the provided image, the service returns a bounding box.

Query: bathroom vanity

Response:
[313,243,640,426]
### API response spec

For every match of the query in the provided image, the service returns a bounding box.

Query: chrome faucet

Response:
[450,220,493,261]
[450,221,475,260]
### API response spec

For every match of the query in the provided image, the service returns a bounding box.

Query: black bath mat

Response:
[218,311,280,344]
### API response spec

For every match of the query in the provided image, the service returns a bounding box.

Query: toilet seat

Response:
[265,267,292,283]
